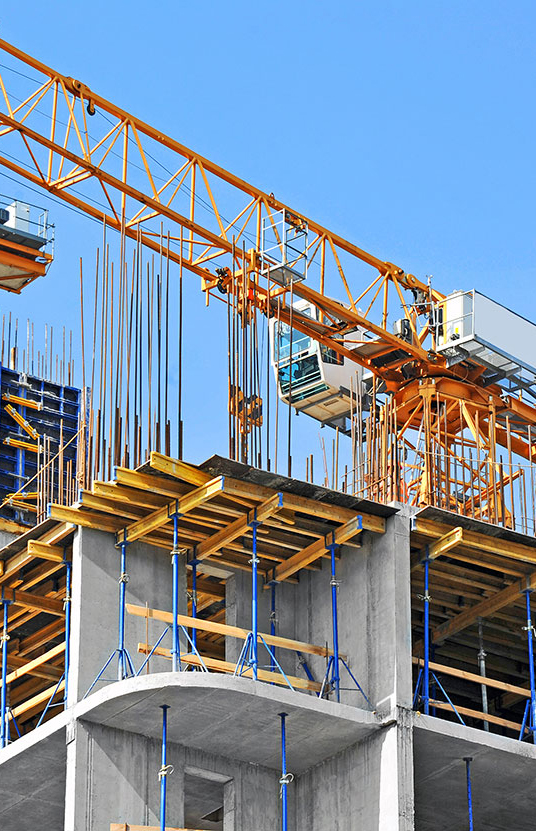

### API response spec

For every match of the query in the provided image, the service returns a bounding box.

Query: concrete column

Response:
[366,512,413,713]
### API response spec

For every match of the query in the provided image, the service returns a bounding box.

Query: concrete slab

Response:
[414,714,536,830]
[74,672,381,773]
[0,712,68,831]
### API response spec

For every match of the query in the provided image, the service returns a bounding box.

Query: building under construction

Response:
[0,37,535,831]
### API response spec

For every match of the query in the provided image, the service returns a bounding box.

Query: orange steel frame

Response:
[0,38,535,526]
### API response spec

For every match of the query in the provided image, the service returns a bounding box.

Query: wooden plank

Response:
[195,492,284,561]
[78,491,144,520]
[114,468,191,498]
[0,516,27,535]
[138,644,322,692]
[93,481,169,509]
[48,504,126,533]
[413,517,536,565]
[6,642,65,685]
[412,656,530,697]
[188,576,225,599]
[274,515,363,582]
[150,453,385,533]
[27,540,66,563]
[218,479,385,533]
[3,588,64,616]
[427,698,526,733]
[149,452,212,486]
[9,679,65,720]
[428,527,464,561]
[7,652,63,681]
[127,602,341,659]
[119,476,225,544]
[431,573,536,645]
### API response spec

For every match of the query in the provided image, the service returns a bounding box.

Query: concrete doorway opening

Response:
[184,766,233,830]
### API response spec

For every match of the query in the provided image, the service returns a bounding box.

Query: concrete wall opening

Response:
[184,766,232,831]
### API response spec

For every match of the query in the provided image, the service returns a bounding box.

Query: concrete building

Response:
[0,453,535,830]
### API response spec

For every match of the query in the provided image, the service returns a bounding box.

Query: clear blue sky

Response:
[0,1,535,475]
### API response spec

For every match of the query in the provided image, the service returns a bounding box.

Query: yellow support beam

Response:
[27,540,66,563]
[3,436,39,452]
[2,587,64,616]
[4,403,39,439]
[9,679,65,721]
[149,452,212,487]
[118,476,225,544]
[113,467,191,498]
[411,526,465,572]
[195,492,284,561]
[2,392,42,411]
[413,517,536,565]
[274,515,363,582]
[5,642,65,685]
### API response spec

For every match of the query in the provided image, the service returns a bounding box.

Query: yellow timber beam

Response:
[127,602,341,660]
[2,588,64,616]
[195,492,284,561]
[431,572,536,645]
[3,436,39,452]
[117,476,225,545]
[5,642,65,685]
[4,404,39,440]
[411,526,464,572]
[27,541,66,563]
[274,515,363,582]
[0,522,73,583]
[2,393,42,411]
[413,517,536,565]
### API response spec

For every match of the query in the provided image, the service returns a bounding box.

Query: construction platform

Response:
[0,453,535,829]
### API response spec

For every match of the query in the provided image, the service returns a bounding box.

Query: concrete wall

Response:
[69,527,187,703]
[296,710,414,831]
[64,720,282,831]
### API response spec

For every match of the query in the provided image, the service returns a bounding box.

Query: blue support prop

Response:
[270,582,277,673]
[159,705,172,831]
[37,552,72,727]
[189,550,199,654]
[170,508,183,672]
[423,547,430,715]
[251,510,260,680]
[1,596,11,748]
[519,587,536,743]
[235,508,261,680]
[84,535,135,698]
[296,651,316,683]
[279,713,293,831]
[234,499,294,688]
[413,546,465,725]
[464,757,474,831]
[319,523,370,707]
[64,557,71,703]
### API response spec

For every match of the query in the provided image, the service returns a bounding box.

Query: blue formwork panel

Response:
[0,364,81,525]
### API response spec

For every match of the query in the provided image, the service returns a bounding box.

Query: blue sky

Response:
[0,1,534,476]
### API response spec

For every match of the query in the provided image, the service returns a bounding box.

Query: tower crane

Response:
[0,37,534,527]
